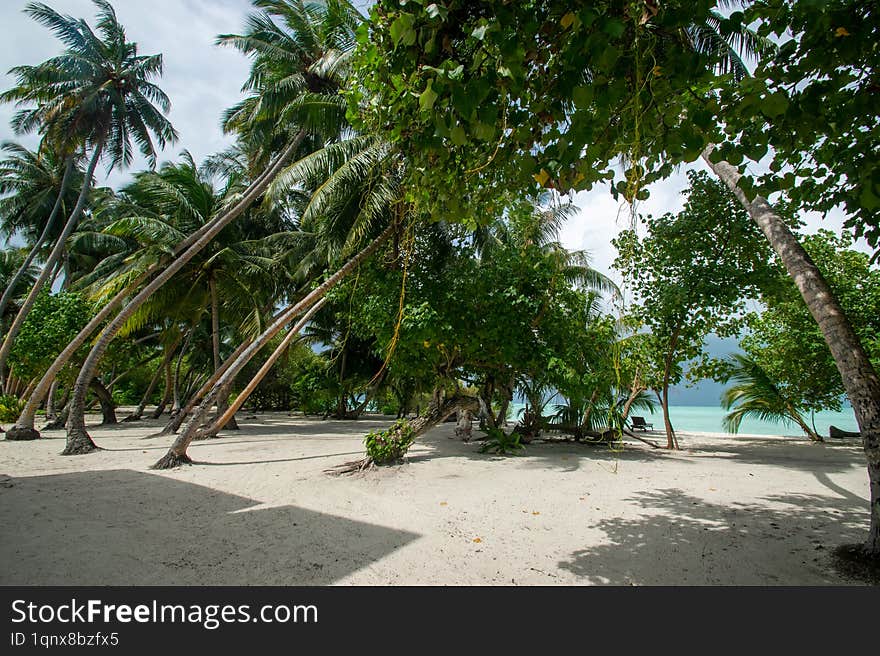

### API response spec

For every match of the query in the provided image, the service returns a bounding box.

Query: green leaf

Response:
[450,125,467,146]
[419,80,438,111]
[390,13,416,47]
[572,85,593,109]
[760,92,789,118]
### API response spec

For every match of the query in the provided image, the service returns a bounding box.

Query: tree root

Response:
[150,452,193,470]
[325,457,376,476]
[60,431,101,455]
[5,426,40,441]
[42,417,66,430]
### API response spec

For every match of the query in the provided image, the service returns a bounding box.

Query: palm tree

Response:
[61,0,360,455]
[0,0,177,384]
[721,353,821,441]
[0,142,84,322]
[0,248,39,328]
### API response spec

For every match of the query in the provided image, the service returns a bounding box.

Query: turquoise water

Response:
[507,403,859,438]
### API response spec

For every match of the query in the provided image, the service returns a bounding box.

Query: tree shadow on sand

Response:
[556,487,870,585]
[0,469,418,585]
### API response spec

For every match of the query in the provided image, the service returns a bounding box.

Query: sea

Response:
[506,403,860,437]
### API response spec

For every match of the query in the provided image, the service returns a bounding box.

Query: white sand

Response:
[0,411,871,585]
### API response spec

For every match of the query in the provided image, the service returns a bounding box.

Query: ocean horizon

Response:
[507,402,860,438]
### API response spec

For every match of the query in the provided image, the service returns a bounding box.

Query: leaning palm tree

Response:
[0,249,39,328]
[62,0,363,454]
[0,141,84,322]
[0,0,177,384]
[721,353,821,441]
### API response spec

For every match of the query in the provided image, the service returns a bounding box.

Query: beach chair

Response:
[630,416,654,431]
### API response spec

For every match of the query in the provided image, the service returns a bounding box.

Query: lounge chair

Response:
[630,416,654,431]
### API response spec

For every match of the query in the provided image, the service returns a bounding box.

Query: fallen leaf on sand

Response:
[532,511,540,516]
[440,502,447,506]
[473,538,482,543]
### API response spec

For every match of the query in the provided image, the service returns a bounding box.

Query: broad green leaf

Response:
[420,80,438,111]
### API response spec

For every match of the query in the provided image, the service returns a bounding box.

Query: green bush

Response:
[0,395,25,422]
[364,419,416,464]
[478,427,525,455]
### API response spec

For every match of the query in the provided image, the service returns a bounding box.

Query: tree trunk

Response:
[659,386,677,450]
[160,336,254,435]
[704,146,880,554]
[125,364,162,422]
[62,134,305,455]
[150,358,174,419]
[45,379,60,421]
[196,300,326,438]
[89,378,116,425]
[123,344,176,422]
[661,328,681,449]
[151,223,395,469]
[620,381,646,422]
[0,141,104,385]
[172,327,195,415]
[43,401,69,431]
[0,158,75,322]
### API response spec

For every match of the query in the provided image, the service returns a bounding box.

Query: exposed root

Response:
[5,426,40,441]
[831,543,880,585]
[150,451,194,470]
[60,431,101,455]
[121,414,143,423]
[42,417,66,430]
[325,457,377,476]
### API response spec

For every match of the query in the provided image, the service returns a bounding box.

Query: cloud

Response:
[0,0,254,187]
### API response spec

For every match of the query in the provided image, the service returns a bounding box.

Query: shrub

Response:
[364,419,416,465]
[0,395,25,422]
[478,427,525,455]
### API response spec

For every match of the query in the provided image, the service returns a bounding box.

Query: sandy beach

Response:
[0,411,871,586]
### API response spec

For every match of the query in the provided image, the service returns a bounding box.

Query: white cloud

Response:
[0,0,253,188]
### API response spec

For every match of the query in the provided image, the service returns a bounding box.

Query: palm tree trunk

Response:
[89,378,116,425]
[124,339,179,422]
[63,134,305,456]
[125,363,162,422]
[150,358,174,419]
[704,146,880,554]
[210,275,221,371]
[152,222,395,469]
[45,379,60,421]
[0,158,75,322]
[171,326,196,415]
[0,140,104,385]
[160,336,255,435]
[4,269,151,440]
[207,275,238,429]
[197,300,326,437]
